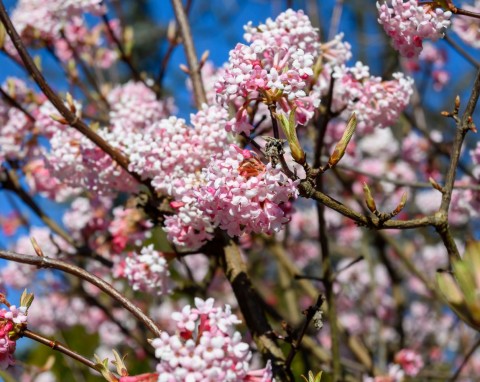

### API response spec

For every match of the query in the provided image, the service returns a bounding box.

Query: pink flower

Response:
[394,349,424,376]
[122,245,171,295]
[0,305,28,370]
[151,298,270,381]
[377,0,452,58]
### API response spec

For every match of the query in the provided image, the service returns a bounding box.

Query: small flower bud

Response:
[276,110,306,165]
[0,23,5,49]
[429,177,444,192]
[328,113,356,168]
[66,92,76,113]
[112,350,128,377]
[392,192,408,216]
[200,50,210,68]
[363,183,377,213]
[440,110,450,117]
[30,237,44,257]
[123,27,134,57]
[33,55,42,72]
[50,114,69,125]
[179,64,190,74]
[455,95,460,111]
[167,21,177,43]
[20,289,34,310]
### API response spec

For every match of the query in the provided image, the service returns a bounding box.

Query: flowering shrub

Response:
[0,1,480,381]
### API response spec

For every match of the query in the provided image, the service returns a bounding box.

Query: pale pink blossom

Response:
[377,0,452,58]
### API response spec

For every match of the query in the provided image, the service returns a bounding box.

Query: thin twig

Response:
[170,0,206,107]
[450,336,480,381]
[285,294,324,368]
[444,34,480,69]
[22,329,97,370]
[0,250,162,338]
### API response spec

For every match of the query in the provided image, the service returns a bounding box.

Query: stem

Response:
[0,250,162,338]
[284,294,324,368]
[156,0,193,89]
[444,34,480,69]
[170,0,207,107]
[0,87,35,122]
[217,238,291,381]
[435,68,480,262]
[101,12,145,85]
[23,329,97,371]
[299,180,436,230]
[316,179,341,380]
[450,336,480,381]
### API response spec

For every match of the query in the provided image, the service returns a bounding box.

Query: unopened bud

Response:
[429,177,444,192]
[112,350,128,377]
[328,113,356,168]
[277,109,306,165]
[392,192,408,216]
[440,110,450,117]
[455,95,460,111]
[66,92,76,113]
[33,55,42,72]
[179,64,190,74]
[363,183,377,213]
[30,237,44,257]
[20,289,34,310]
[50,114,69,125]
[0,23,5,49]
[200,50,210,67]
[67,59,78,79]
[123,26,134,57]
[167,21,177,43]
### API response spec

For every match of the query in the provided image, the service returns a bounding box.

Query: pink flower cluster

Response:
[196,145,298,236]
[151,298,272,382]
[164,145,298,249]
[107,81,176,135]
[452,1,480,48]
[394,349,424,376]
[216,9,321,134]
[53,16,119,69]
[377,0,452,58]
[127,104,230,198]
[405,42,450,91]
[0,78,37,163]
[120,244,170,295]
[317,62,414,132]
[0,305,27,370]
[11,0,105,42]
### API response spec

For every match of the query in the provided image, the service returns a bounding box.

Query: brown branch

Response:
[316,178,341,379]
[59,30,111,109]
[0,250,162,338]
[299,180,436,230]
[450,336,480,381]
[156,0,193,89]
[0,87,35,122]
[284,294,324,369]
[22,329,97,371]
[217,238,291,381]
[171,0,207,107]
[435,69,480,262]
[101,12,143,84]
[444,34,480,69]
